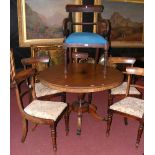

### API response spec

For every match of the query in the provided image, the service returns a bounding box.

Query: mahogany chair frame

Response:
[106,67,144,147]
[10,50,69,152]
[21,56,66,101]
[107,57,143,107]
[63,4,110,74]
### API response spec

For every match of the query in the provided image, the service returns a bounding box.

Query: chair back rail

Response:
[108,57,136,75]
[21,57,50,71]
[126,67,144,76]
[108,57,136,65]
[21,57,49,65]
[126,67,144,96]
[63,4,110,38]
[66,5,104,13]
[72,52,88,63]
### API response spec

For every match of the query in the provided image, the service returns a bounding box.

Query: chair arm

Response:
[97,18,111,41]
[14,68,35,84]
[63,18,72,38]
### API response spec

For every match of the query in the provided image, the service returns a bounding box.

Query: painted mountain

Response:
[25,3,64,39]
[110,12,143,41]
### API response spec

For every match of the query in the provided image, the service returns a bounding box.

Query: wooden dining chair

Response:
[107,57,143,125]
[106,67,144,147]
[107,57,142,108]
[10,49,69,152]
[21,55,66,101]
[63,4,110,74]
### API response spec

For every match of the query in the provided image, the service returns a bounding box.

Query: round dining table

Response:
[38,63,123,135]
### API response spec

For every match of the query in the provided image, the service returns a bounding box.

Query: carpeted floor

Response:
[10,85,144,155]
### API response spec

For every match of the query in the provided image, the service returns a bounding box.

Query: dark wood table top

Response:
[38,63,123,93]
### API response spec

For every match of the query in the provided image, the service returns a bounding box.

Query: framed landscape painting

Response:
[17,0,81,47]
[99,0,144,47]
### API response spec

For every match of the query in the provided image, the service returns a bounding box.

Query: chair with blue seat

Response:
[63,4,110,74]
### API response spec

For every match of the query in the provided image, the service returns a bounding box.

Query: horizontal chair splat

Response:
[66,5,104,12]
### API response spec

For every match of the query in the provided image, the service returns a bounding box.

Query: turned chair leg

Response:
[136,121,144,148]
[61,92,66,103]
[51,124,57,152]
[64,107,69,135]
[108,91,113,109]
[104,49,108,75]
[95,48,99,64]
[21,118,28,143]
[88,92,92,104]
[77,111,82,135]
[106,110,113,137]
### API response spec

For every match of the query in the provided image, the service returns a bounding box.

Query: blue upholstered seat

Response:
[65,32,107,45]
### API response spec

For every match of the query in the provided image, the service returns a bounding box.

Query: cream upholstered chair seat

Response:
[111,82,141,95]
[106,67,144,147]
[24,100,67,121]
[110,97,144,118]
[35,82,62,98]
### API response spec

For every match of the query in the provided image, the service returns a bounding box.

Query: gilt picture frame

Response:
[97,0,144,47]
[17,0,82,47]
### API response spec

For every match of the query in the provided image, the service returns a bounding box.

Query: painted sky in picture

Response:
[26,0,74,26]
[102,0,144,22]
[25,0,75,39]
